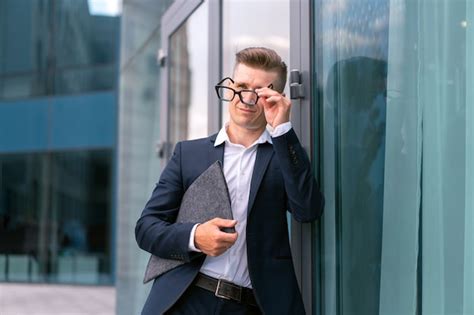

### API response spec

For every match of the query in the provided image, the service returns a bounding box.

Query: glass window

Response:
[0,0,119,100]
[116,0,175,312]
[53,0,119,95]
[0,150,113,285]
[168,1,209,146]
[54,0,119,68]
[0,0,49,98]
[314,1,389,313]
[314,0,474,314]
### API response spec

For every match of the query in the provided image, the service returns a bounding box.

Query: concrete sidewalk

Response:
[0,283,115,315]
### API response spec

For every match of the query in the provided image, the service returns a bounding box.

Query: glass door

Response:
[312,1,474,314]
[160,0,216,161]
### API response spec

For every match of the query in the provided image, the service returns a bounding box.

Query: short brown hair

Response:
[234,47,287,93]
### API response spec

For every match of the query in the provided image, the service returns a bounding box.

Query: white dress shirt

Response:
[188,122,292,288]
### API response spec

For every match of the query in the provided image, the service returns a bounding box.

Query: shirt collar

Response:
[214,123,273,147]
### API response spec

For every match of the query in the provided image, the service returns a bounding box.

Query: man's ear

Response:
[282,93,286,97]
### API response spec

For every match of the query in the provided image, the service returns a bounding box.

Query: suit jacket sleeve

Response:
[271,128,325,222]
[135,142,199,262]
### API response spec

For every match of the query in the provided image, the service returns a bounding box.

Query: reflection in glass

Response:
[0,150,112,284]
[0,0,119,100]
[316,0,474,314]
[328,56,387,315]
[168,1,208,147]
[55,64,116,94]
[0,0,49,99]
[54,0,119,68]
[314,1,389,314]
[116,0,174,313]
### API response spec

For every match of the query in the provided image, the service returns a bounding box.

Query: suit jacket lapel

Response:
[208,134,224,166]
[247,143,274,216]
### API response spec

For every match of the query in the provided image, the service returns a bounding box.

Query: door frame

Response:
[290,0,323,314]
[159,0,221,161]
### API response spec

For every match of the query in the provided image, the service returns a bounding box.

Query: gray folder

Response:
[143,161,233,283]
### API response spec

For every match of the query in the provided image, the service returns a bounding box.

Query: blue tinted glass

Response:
[0,150,113,284]
[54,64,116,94]
[316,1,474,314]
[314,0,389,313]
[0,0,48,74]
[0,0,119,100]
[54,0,119,68]
[0,0,49,98]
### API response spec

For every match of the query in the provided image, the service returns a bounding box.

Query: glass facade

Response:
[314,1,389,313]
[0,0,118,288]
[0,150,112,284]
[168,1,209,146]
[0,0,119,99]
[116,0,174,314]
[315,0,474,314]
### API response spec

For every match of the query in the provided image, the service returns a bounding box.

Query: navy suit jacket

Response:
[135,128,324,314]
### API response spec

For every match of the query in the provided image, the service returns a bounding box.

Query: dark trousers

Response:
[165,284,262,315]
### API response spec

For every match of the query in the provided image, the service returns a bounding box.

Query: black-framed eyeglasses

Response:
[214,77,273,106]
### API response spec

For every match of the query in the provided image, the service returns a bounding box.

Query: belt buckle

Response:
[215,279,242,303]
[215,279,231,300]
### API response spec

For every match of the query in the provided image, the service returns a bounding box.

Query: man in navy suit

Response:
[135,47,324,314]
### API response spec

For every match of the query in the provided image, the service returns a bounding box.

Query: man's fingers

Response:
[264,95,282,104]
[210,234,238,256]
[255,87,274,96]
[217,230,238,243]
[195,218,239,256]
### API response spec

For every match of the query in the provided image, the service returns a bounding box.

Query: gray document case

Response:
[143,161,233,283]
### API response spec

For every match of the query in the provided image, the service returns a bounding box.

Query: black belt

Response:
[194,273,258,307]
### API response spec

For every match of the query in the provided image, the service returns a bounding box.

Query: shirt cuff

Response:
[188,223,202,252]
[267,121,292,137]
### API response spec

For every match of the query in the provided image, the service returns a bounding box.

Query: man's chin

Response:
[239,123,266,131]
[229,117,266,131]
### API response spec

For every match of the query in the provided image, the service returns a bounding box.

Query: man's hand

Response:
[256,87,291,128]
[194,218,238,257]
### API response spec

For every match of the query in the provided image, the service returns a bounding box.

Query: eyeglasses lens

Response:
[217,87,234,101]
[240,91,258,105]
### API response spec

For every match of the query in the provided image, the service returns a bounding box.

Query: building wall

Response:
[0,0,119,286]
[116,0,173,314]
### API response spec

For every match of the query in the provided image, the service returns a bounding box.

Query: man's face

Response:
[228,63,279,131]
